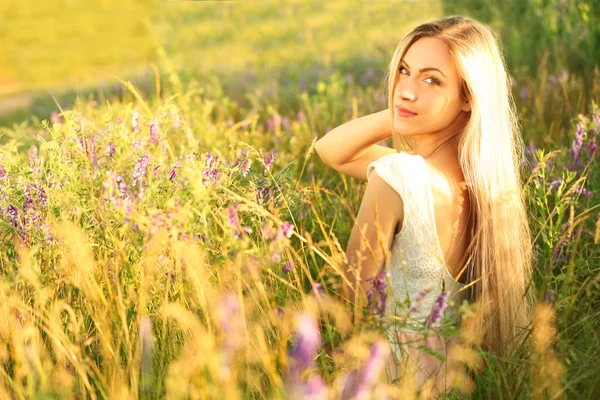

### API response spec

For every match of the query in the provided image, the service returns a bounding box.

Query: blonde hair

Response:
[383,16,535,357]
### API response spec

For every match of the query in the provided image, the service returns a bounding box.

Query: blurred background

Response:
[1,0,598,147]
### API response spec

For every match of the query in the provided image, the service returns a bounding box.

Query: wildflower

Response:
[241,159,251,177]
[550,179,562,193]
[296,111,305,123]
[589,138,597,158]
[28,145,39,166]
[410,283,434,313]
[291,375,328,400]
[568,123,585,167]
[267,115,281,134]
[366,268,388,317]
[149,118,160,144]
[6,204,20,229]
[132,107,140,133]
[262,148,277,172]
[284,260,295,273]
[202,151,221,186]
[132,154,150,198]
[289,312,321,376]
[0,164,5,180]
[342,341,389,399]
[104,143,116,159]
[281,221,294,238]
[545,289,555,305]
[227,205,239,229]
[574,185,593,197]
[427,290,449,328]
[169,163,180,181]
[256,187,270,204]
[216,292,244,380]
[153,165,160,178]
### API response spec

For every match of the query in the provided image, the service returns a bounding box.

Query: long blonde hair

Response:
[383,16,535,357]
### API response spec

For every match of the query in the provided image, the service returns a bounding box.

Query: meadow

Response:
[0,0,599,399]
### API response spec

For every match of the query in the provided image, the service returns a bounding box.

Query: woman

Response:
[315,16,535,395]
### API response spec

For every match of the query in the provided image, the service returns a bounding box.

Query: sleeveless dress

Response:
[366,152,467,392]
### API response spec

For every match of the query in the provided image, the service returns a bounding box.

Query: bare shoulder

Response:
[422,157,466,204]
[366,169,405,223]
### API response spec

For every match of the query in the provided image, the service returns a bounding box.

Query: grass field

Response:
[0,1,599,398]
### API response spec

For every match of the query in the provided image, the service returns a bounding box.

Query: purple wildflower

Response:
[104,143,116,159]
[241,159,251,177]
[132,108,140,133]
[6,204,20,229]
[291,375,328,400]
[550,179,562,193]
[149,118,160,144]
[574,185,593,197]
[569,123,585,166]
[545,289,555,305]
[28,146,39,166]
[169,163,180,181]
[284,260,295,273]
[216,292,243,379]
[227,205,239,229]
[296,111,305,123]
[267,115,280,134]
[589,138,597,158]
[264,149,277,172]
[366,268,388,317]
[0,164,5,180]
[153,165,160,178]
[256,187,270,204]
[343,341,389,398]
[132,154,150,198]
[410,283,434,313]
[202,151,221,186]
[281,221,294,238]
[289,312,321,376]
[427,290,449,328]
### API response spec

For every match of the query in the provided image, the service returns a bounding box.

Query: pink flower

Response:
[149,118,160,144]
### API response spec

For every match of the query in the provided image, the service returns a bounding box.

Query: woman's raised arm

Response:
[315,109,394,167]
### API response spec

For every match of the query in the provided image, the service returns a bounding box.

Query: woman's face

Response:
[392,37,470,136]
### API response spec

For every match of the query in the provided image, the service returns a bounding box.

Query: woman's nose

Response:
[396,81,417,101]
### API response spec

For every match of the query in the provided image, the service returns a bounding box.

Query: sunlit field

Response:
[0,1,599,399]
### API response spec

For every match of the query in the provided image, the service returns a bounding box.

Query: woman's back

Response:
[420,152,473,285]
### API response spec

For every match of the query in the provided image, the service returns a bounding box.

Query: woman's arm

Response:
[314,109,394,168]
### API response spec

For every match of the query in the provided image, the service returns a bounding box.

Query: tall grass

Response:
[0,60,598,397]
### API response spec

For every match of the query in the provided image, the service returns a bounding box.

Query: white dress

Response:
[366,152,467,391]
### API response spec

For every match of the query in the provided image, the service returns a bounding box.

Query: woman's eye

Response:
[399,66,409,75]
[425,77,440,85]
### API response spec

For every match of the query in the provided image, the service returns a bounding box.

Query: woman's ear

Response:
[462,99,471,113]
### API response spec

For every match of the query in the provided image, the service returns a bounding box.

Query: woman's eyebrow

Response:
[401,60,446,77]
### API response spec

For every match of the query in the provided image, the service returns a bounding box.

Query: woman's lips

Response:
[395,105,418,117]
